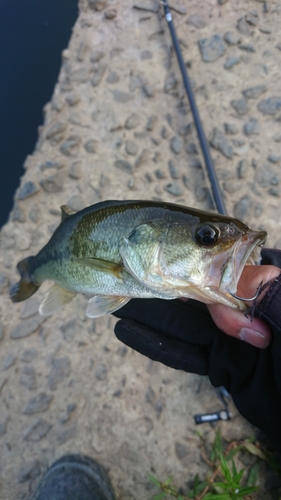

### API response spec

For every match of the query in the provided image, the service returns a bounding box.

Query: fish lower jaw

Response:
[208,290,246,310]
[176,285,246,310]
[219,233,267,294]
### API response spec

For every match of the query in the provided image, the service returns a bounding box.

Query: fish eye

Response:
[194,224,220,247]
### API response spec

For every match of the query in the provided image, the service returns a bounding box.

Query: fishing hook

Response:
[229,282,263,302]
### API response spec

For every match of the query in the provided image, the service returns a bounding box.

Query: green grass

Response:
[148,430,281,500]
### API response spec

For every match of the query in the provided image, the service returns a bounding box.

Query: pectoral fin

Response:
[75,257,123,278]
[86,295,130,318]
[39,284,77,316]
[120,223,163,287]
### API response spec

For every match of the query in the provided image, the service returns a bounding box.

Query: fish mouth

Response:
[196,229,267,310]
[220,229,267,295]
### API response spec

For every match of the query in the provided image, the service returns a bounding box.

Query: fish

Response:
[10,200,267,318]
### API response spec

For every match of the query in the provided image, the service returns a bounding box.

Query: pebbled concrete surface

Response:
[1,0,281,498]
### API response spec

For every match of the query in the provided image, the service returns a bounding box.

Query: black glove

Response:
[113,248,281,455]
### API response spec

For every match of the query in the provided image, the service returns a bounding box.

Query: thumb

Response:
[207,265,280,349]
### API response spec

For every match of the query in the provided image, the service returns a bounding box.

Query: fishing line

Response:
[162,0,227,216]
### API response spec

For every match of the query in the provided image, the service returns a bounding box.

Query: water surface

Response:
[0,0,78,228]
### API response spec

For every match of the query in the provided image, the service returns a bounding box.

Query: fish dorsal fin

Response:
[39,284,76,316]
[75,257,123,279]
[86,295,130,318]
[60,205,75,222]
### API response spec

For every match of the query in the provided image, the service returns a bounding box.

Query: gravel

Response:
[91,62,107,86]
[22,393,53,415]
[233,195,253,220]
[242,85,267,99]
[224,123,239,135]
[164,182,184,196]
[237,160,248,179]
[268,154,281,164]
[258,97,281,115]
[19,366,37,390]
[104,8,117,19]
[10,316,45,339]
[2,353,17,371]
[40,174,63,193]
[20,349,38,362]
[48,357,71,391]
[18,182,38,200]
[84,139,98,153]
[164,72,178,93]
[95,363,108,380]
[224,56,240,69]
[17,460,41,484]
[186,14,206,29]
[170,135,182,154]
[209,127,233,158]
[135,149,150,168]
[23,418,52,441]
[125,113,139,129]
[88,0,108,10]
[243,118,261,136]
[230,98,250,115]
[106,71,120,84]
[114,159,133,173]
[224,31,241,45]
[125,140,138,156]
[146,115,157,131]
[60,135,81,156]
[185,143,198,154]
[113,89,133,103]
[237,16,251,36]
[168,160,181,179]
[65,93,81,106]
[238,44,256,52]
[198,34,226,62]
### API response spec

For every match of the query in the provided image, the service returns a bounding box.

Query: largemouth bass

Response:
[10,200,267,317]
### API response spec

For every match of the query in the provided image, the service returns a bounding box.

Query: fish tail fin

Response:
[10,256,39,302]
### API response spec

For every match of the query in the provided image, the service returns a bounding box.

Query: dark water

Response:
[0,0,78,228]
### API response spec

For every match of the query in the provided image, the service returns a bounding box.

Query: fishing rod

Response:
[162,0,227,216]
[162,0,230,422]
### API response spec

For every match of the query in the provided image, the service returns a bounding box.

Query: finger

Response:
[208,303,272,348]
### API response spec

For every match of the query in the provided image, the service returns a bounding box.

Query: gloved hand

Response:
[113,248,281,455]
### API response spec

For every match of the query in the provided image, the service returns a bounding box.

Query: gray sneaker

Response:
[31,454,116,500]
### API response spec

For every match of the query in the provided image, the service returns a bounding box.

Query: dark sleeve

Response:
[208,274,281,455]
